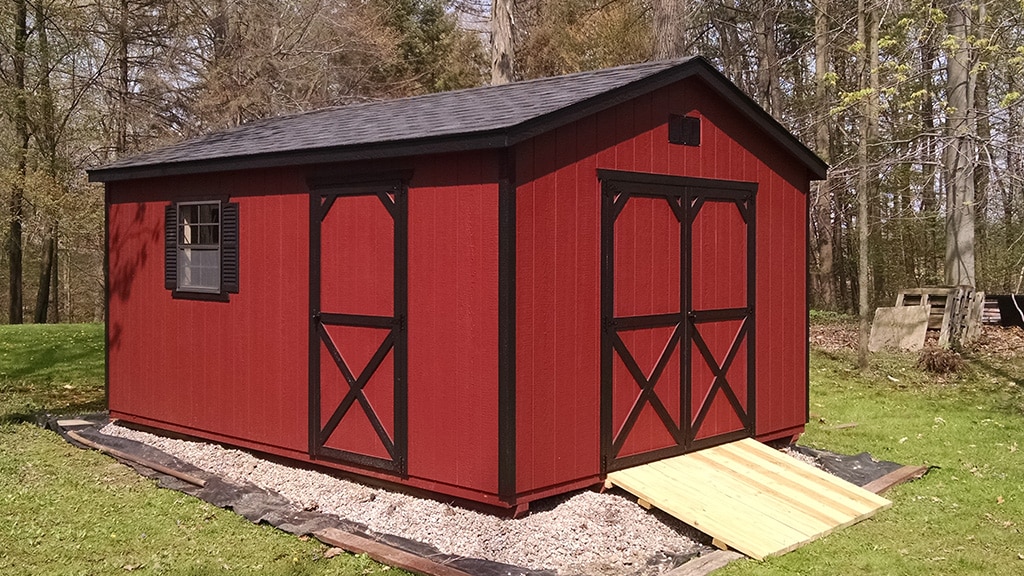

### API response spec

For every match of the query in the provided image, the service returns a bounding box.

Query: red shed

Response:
[90,57,827,513]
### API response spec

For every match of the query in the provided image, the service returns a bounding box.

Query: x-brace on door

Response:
[599,170,756,473]
[309,179,407,475]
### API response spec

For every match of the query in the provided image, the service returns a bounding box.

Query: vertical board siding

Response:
[108,74,809,508]
[515,76,808,495]
[107,168,310,454]
[407,151,500,495]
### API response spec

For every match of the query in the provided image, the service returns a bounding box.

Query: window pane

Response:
[198,224,219,245]
[178,247,220,291]
[175,202,223,293]
[199,203,220,224]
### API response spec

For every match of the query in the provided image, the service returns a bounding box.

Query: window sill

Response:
[171,290,230,302]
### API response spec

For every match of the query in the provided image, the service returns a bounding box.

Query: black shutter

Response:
[164,204,177,290]
[221,201,239,293]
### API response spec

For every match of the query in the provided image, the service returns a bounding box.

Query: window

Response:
[165,200,238,298]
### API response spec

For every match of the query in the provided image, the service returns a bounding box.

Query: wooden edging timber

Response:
[66,430,207,488]
[862,465,930,495]
[314,527,473,576]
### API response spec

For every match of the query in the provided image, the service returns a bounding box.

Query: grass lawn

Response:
[721,338,1024,575]
[2,323,1022,575]
[0,323,405,576]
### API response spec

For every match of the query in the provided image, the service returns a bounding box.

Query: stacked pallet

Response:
[869,286,984,352]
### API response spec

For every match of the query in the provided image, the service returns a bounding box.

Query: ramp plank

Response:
[607,438,891,560]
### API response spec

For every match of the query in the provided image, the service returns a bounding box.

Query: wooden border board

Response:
[606,438,892,560]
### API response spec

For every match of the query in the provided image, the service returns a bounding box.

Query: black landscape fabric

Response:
[790,445,904,486]
[48,414,554,576]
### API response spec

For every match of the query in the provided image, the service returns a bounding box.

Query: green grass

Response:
[0,323,404,576]
[721,346,1024,576]
[4,323,1024,575]
[0,323,105,423]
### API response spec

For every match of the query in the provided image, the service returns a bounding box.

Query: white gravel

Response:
[99,423,706,575]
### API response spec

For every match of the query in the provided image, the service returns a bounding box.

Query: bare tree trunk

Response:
[944,1,976,288]
[34,0,60,324]
[754,0,782,115]
[652,0,688,59]
[973,0,990,285]
[811,6,830,301]
[810,0,835,310]
[856,0,878,368]
[866,0,882,304]
[50,223,59,322]
[34,225,58,324]
[8,0,29,324]
[920,24,941,278]
[116,0,130,155]
[491,0,514,85]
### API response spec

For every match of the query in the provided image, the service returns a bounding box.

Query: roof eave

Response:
[87,130,513,183]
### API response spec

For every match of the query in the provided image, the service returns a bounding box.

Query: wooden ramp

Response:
[606,438,891,560]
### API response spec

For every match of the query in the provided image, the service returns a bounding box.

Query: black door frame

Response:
[308,178,408,476]
[598,169,756,473]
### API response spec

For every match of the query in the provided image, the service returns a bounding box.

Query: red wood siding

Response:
[108,152,502,502]
[107,168,310,454]
[515,76,808,495]
[406,151,500,495]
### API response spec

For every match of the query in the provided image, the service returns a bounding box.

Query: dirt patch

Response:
[811,322,1022,357]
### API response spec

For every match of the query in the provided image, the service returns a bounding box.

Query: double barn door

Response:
[600,170,756,472]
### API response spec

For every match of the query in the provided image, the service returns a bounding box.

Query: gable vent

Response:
[669,115,701,146]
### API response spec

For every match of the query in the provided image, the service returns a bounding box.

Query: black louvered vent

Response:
[669,115,701,146]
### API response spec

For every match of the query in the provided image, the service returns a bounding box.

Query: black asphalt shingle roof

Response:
[88,57,827,182]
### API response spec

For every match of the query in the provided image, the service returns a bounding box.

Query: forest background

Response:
[1,0,1021,326]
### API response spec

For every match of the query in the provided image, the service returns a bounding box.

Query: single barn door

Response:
[599,170,755,473]
[685,183,756,451]
[309,179,407,475]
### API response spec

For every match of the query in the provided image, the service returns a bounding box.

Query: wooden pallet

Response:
[606,439,891,560]
[894,286,984,347]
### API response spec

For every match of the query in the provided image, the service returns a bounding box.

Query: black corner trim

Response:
[497,149,517,503]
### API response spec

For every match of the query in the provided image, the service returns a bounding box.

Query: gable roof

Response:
[88,57,827,182]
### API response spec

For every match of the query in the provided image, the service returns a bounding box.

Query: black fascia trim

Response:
[687,65,829,180]
[507,61,703,146]
[497,148,517,503]
[88,131,511,183]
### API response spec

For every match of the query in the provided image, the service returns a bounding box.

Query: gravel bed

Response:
[100,423,707,575]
